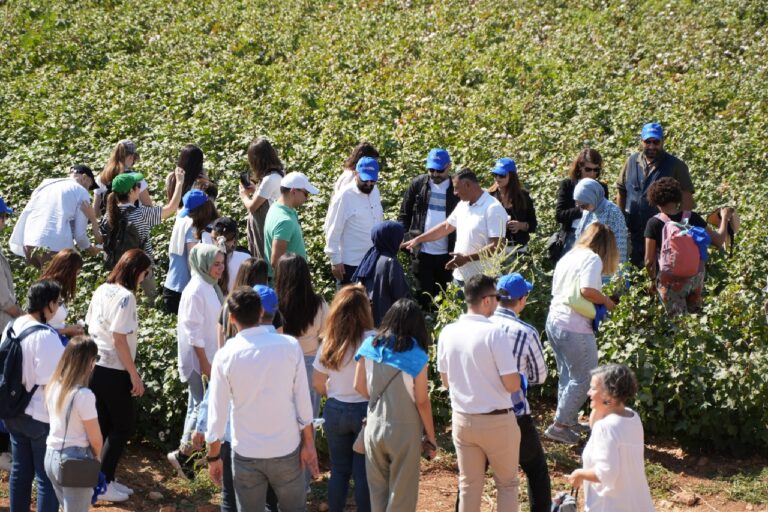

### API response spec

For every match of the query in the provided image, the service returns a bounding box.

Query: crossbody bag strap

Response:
[59,387,83,453]
[369,368,402,410]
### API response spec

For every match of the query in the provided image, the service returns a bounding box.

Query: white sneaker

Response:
[111,480,133,495]
[0,452,12,472]
[98,484,129,502]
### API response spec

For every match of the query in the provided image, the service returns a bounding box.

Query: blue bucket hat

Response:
[356,157,379,182]
[0,197,13,215]
[641,122,664,141]
[426,149,451,171]
[496,273,533,300]
[491,157,517,176]
[179,189,209,218]
[254,285,278,314]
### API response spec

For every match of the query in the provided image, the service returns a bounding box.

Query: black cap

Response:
[70,165,97,190]
[212,217,238,236]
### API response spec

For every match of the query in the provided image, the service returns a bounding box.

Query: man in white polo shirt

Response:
[206,287,319,511]
[438,274,521,512]
[324,156,384,285]
[403,169,506,286]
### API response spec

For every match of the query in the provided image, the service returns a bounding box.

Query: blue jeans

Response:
[44,447,93,512]
[181,371,205,450]
[545,317,598,426]
[233,445,306,512]
[5,414,59,512]
[322,398,370,512]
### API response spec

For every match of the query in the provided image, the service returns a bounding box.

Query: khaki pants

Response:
[453,411,521,512]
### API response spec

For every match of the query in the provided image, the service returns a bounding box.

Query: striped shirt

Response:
[119,204,163,261]
[491,307,548,416]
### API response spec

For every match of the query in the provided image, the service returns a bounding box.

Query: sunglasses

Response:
[428,168,448,174]
[582,166,601,174]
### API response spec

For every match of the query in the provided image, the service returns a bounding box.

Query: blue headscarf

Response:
[352,221,405,282]
[574,178,606,209]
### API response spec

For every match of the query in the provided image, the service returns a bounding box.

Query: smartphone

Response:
[239,171,252,188]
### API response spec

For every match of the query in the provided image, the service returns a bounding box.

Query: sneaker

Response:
[544,424,580,445]
[111,480,133,495]
[98,484,129,502]
[571,422,591,434]
[167,450,196,481]
[0,452,11,472]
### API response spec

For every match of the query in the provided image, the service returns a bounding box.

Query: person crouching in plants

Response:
[643,177,731,316]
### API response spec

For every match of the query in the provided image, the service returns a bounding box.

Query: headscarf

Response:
[351,221,405,282]
[189,243,224,303]
[573,178,606,209]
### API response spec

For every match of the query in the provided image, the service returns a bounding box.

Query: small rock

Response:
[745,505,753,511]
[671,491,699,507]
[318,503,329,512]
[697,456,709,467]
[148,491,164,501]
[659,499,673,509]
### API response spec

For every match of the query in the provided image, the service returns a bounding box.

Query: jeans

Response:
[233,445,306,512]
[322,398,370,512]
[44,447,94,512]
[5,414,59,512]
[181,371,205,450]
[89,364,135,482]
[303,355,320,490]
[546,317,598,426]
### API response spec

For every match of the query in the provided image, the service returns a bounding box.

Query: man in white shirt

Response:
[438,274,521,512]
[403,169,506,287]
[324,156,384,285]
[10,165,102,268]
[206,287,319,511]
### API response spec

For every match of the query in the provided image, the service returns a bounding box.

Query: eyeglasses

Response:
[294,189,309,198]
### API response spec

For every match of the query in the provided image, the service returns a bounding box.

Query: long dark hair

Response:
[168,144,205,206]
[373,299,429,353]
[568,148,603,180]
[247,137,283,183]
[319,284,374,371]
[343,142,379,171]
[274,254,323,337]
[39,249,84,301]
[491,171,528,211]
[106,249,152,291]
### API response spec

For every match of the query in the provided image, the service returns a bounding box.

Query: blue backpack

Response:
[0,323,52,419]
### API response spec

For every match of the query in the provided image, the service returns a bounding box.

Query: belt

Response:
[481,408,512,415]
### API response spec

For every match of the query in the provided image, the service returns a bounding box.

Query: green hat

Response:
[111,172,144,195]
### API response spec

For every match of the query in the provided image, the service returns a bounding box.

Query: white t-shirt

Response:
[312,333,374,404]
[4,316,64,423]
[45,384,98,449]
[549,248,603,334]
[227,251,251,292]
[437,313,518,414]
[421,179,450,255]
[446,192,507,281]
[582,409,655,512]
[256,172,282,203]
[86,283,139,371]
[177,275,222,381]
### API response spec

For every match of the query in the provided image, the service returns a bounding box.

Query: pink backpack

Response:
[657,211,700,278]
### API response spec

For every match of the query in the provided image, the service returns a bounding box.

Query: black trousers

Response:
[629,231,645,269]
[162,287,182,315]
[413,252,453,311]
[339,264,358,286]
[455,414,551,512]
[89,365,136,482]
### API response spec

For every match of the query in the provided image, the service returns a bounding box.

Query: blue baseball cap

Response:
[491,157,517,176]
[641,122,664,141]
[253,285,278,314]
[178,190,209,218]
[0,197,13,215]
[356,157,379,182]
[496,273,533,300]
[426,148,451,171]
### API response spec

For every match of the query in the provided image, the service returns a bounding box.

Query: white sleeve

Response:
[446,204,460,227]
[109,293,138,335]
[579,253,604,290]
[324,194,347,265]
[179,293,207,348]
[588,421,621,489]
[293,344,313,427]
[32,332,65,386]
[486,202,508,239]
[256,173,280,200]
[74,389,99,422]
[205,350,231,444]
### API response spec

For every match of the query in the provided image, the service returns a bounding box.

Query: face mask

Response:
[48,303,68,328]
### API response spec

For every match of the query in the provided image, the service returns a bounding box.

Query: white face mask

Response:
[48,303,68,328]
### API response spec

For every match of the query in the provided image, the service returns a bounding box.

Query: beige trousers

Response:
[453,410,521,512]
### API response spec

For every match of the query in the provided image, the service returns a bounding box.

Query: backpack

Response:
[0,323,52,419]
[101,208,143,269]
[656,211,700,279]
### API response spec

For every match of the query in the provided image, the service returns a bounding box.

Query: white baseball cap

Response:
[280,172,319,195]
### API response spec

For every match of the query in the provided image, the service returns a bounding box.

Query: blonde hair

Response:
[318,284,373,371]
[45,336,98,416]
[574,223,619,275]
[100,141,132,186]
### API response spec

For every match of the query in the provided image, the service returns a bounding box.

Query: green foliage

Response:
[0,0,767,453]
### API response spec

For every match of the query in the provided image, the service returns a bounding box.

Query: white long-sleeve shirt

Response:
[205,326,313,458]
[10,178,92,256]
[324,183,384,266]
[177,275,221,382]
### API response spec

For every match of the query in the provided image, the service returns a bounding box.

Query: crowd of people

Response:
[0,121,738,511]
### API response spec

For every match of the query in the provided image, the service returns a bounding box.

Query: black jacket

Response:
[555,178,610,232]
[489,189,537,247]
[398,175,460,253]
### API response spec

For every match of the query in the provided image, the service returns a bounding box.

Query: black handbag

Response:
[51,388,101,488]
[547,230,568,263]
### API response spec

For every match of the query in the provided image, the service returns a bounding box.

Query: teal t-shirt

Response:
[264,203,307,276]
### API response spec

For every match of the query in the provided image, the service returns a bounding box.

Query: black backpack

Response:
[101,208,143,269]
[0,323,52,420]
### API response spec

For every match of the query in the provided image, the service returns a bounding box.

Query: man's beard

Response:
[357,183,374,194]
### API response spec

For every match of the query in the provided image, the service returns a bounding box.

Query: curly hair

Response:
[646,177,682,207]
[591,364,638,404]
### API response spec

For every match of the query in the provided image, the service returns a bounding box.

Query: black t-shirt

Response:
[644,211,707,248]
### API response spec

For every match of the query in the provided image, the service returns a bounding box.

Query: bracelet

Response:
[206,454,221,463]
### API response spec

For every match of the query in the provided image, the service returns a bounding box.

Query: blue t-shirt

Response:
[164,226,196,292]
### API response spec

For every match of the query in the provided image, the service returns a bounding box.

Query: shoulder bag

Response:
[51,388,101,488]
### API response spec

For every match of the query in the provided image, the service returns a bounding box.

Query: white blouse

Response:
[177,275,222,381]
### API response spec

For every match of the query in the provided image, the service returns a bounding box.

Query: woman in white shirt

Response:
[312,284,375,512]
[567,364,654,511]
[2,280,65,512]
[86,248,152,501]
[44,336,103,511]
[544,223,618,446]
[168,244,225,479]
